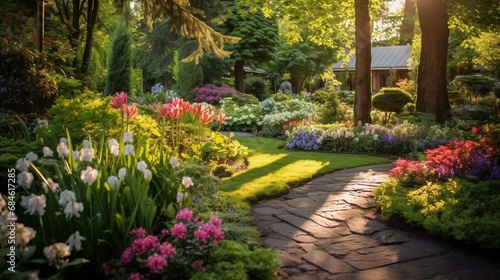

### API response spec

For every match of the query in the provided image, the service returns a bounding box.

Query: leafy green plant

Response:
[311,88,350,124]
[372,87,413,123]
[374,178,500,250]
[244,75,272,101]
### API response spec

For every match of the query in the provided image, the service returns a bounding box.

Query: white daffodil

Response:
[20,194,46,216]
[64,201,84,219]
[66,231,86,251]
[43,147,54,158]
[18,171,34,188]
[107,176,119,189]
[80,166,98,186]
[108,139,120,156]
[181,176,194,188]
[169,157,180,168]
[123,144,135,156]
[123,132,134,143]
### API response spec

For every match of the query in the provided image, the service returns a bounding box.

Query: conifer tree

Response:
[105,21,133,96]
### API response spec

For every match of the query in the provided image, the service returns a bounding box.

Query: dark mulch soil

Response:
[376,211,500,268]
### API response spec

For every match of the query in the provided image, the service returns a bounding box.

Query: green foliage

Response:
[452,75,496,105]
[0,136,43,184]
[191,240,280,280]
[452,106,490,122]
[174,61,204,100]
[374,178,500,250]
[372,87,413,123]
[337,90,355,104]
[105,21,133,96]
[311,89,350,124]
[0,50,58,114]
[54,75,84,98]
[244,75,272,101]
[39,92,159,144]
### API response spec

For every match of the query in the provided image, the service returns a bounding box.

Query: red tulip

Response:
[216,112,226,123]
[111,92,128,109]
[199,111,214,125]
[158,103,182,120]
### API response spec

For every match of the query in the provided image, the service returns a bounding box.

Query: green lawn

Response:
[221,136,391,203]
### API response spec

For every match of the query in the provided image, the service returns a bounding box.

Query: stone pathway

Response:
[251,163,500,280]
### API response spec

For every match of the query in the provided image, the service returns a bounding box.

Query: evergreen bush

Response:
[244,75,272,100]
[372,87,413,123]
[105,21,133,96]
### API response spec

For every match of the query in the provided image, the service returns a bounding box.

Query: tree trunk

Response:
[234,60,245,92]
[399,0,416,45]
[416,0,451,122]
[81,0,99,74]
[354,0,372,124]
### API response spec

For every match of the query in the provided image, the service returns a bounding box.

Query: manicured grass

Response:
[221,136,391,203]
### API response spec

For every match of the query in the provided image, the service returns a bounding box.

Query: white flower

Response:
[142,169,152,180]
[58,190,76,206]
[64,201,84,219]
[16,223,36,248]
[118,167,127,179]
[66,231,86,251]
[373,134,379,140]
[107,176,119,189]
[73,151,79,159]
[43,243,71,265]
[82,140,91,149]
[137,161,148,172]
[80,167,98,186]
[123,132,134,143]
[42,178,59,193]
[169,157,180,168]
[57,142,70,158]
[18,171,34,188]
[181,176,194,188]
[124,144,135,156]
[60,138,68,145]
[79,147,95,162]
[20,194,46,215]
[25,152,38,162]
[43,147,54,158]
[16,158,30,172]
[108,139,120,156]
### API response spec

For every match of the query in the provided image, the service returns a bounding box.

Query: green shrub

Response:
[0,50,58,114]
[313,89,349,124]
[452,75,496,105]
[191,240,280,280]
[39,91,159,144]
[105,21,133,96]
[372,87,413,123]
[174,61,204,100]
[337,90,355,104]
[374,178,500,250]
[452,106,490,121]
[494,85,500,99]
[244,75,272,100]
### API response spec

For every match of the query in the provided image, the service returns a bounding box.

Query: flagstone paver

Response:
[251,163,500,279]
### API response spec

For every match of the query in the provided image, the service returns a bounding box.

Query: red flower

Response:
[199,111,214,125]
[122,103,138,120]
[111,92,128,109]
[216,112,226,123]
[471,126,482,135]
[158,104,182,120]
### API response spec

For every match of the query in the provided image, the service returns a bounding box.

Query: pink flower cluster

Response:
[151,97,226,124]
[102,208,224,279]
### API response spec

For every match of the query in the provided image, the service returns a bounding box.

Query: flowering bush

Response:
[389,140,500,182]
[192,85,238,105]
[260,99,316,137]
[102,208,224,279]
[220,99,261,132]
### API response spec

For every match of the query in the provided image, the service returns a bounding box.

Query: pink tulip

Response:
[110,92,128,109]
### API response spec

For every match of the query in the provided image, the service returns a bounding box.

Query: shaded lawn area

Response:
[221,136,391,203]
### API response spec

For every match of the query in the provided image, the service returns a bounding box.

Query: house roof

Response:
[332,45,412,71]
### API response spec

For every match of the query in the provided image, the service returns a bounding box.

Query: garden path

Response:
[251,163,500,280]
